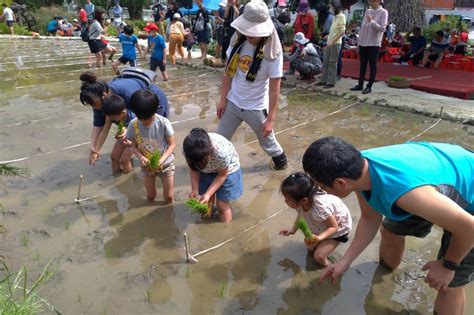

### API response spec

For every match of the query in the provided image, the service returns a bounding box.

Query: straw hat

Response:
[231,0,274,37]
[293,32,309,45]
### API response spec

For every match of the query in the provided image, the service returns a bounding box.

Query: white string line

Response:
[406,118,442,142]
[239,101,360,148]
[0,112,217,164]
[192,208,288,258]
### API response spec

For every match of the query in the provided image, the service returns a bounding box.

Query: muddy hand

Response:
[421,260,454,292]
[319,259,350,285]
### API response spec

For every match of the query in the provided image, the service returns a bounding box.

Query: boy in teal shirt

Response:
[143,22,168,81]
[112,25,142,75]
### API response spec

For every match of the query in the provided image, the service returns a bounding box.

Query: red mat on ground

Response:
[283,59,474,100]
[340,59,474,100]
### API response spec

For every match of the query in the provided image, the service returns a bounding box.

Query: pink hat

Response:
[277,0,287,7]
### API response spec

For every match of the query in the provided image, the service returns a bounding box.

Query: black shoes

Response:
[350,84,363,91]
[362,86,372,94]
[271,153,288,170]
[324,84,335,89]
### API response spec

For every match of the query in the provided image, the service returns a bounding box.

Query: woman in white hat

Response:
[168,12,186,66]
[216,0,287,170]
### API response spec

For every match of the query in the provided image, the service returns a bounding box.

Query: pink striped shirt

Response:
[358,7,388,47]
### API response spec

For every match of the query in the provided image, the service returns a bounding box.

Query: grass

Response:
[296,218,315,241]
[185,199,209,215]
[148,150,161,172]
[145,289,151,303]
[0,259,56,314]
[64,220,70,231]
[20,233,29,248]
[217,283,226,298]
[0,164,29,178]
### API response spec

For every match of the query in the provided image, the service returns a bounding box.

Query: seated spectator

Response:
[72,19,82,37]
[396,27,426,66]
[346,29,358,47]
[284,32,322,81]
[60,19,73,36]
[448,28,459,52]
[379,32,389,59]
[420,30,449,69]
[390,29,403,47]
[47,16,61,36]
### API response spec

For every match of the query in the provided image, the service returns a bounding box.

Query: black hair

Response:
[330,0,342,15]
[93,9,104,26]
[123,25,134,35]
[317,3,329,31]
[413,27,421,33]
[183,128,213,171]
[2,4,6,7]
[79,72,109,106]
[435,30,444,38]
[302,136,364,187]
[130,90,159,120]
[102,94,126,116]
[281,172,318,202]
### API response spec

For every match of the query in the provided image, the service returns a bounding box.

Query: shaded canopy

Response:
[181,0,222,14]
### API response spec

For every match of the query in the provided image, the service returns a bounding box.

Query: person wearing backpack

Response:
[86,10,108,67]
[194,0,210,59]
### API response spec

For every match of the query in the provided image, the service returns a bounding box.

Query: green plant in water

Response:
[115,121,125,138]
[148,150,161,171]
[389,76,408,82]
[296,218,315,241]
[64,220,70,231]
[0,164,29,178]
[185,267,192,279]
[145,289,151,303]
[361,105,370,116]
[0,259,56,314]
[217,283,226,298]
[185,199,209,215]
[20,233,29,247]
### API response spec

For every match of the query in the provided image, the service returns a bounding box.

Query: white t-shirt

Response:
[3,7,14,21]
[298,192,352,238]
[226,41,283,111]
[201,133,240,174]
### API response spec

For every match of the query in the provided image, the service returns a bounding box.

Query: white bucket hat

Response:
[293,32,309,45]
[231,0,274,37]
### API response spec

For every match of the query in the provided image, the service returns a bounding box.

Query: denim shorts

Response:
[383,215,474,287]
[198,168,243,202]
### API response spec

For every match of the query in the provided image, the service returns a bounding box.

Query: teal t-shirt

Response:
[361,142,473,221]
[119,33,138,60]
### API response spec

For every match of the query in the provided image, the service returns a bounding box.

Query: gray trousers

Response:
[321,44,341,86]
[216,101,284,158]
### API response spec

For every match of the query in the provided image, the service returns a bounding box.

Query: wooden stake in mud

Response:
[184,233,198,263]
[75,175,84,204]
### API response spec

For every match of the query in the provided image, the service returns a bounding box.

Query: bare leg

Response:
[313,239,340,266]
[216,199,232,223]
[379,225,405,269]
[161,71,169,81]
[143,176,157,201]
[160,175,174,204]
[120,147,133,173]
[421,51,430,67]
[110,140,126,174]
[434,286,465,315]
[112,60,122,75]
[95,52,103,67]
[433,53,444,69]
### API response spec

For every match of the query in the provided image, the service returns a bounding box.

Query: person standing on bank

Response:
[194,0,210,60]
[350,0,387,94]
[1,3,15,36]
[318,0,345,88]
[216,0,287,170]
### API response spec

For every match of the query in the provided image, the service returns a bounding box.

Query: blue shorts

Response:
[198,168,243,202]
[196,30,210,44]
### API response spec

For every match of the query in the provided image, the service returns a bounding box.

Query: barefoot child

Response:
[183,128,242,223]
[144,22,169,81]
[279,172,352,266]
[124,90,176,203]
[98,95,136,173]
[112,25,142,75]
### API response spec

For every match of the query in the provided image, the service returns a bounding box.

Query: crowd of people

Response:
[1,0,472,314]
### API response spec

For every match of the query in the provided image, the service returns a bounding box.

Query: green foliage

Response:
[0,22,31,35]
[422,16,469,43]
[31,6,75,35]
[148,150,161,171]
[349,10,363,28]
[126,19,147,34]
[0,164,29,178]
[296,217,314,240]
[207,41,217,57]
[115,121,125,138]
[185,199,209,214]
[0,259,56,314]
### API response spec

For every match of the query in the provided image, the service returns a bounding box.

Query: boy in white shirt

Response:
[2,4,16,36]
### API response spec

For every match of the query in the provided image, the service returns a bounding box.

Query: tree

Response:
[384,0,426,32]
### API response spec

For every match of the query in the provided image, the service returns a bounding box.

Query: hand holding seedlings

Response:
[185,199,211,215]
[115,121,126,139]
[297,218,318,243]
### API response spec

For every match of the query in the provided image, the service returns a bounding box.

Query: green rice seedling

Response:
[148,150,162,171]
[145,289,151,303]
[0,164,29,178]
[296,218,315,241]
[20,233,29,247]
[217,283,226,298]
[185,199,209,215]
[185,267,192,279]
[115,121,125,138]
[0,259,57,314]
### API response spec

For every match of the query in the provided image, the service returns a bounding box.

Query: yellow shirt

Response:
[169,21,185,35]
[328,13,346,45]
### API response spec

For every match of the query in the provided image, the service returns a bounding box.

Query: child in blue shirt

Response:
[143,23,168,81]
[112,25,142,75]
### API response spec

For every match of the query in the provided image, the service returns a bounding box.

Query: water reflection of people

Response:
[304,137,473,315]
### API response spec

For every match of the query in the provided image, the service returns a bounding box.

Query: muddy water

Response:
[0,38,472,315]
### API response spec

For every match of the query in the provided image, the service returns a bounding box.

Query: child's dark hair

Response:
[123,25,134,35]
[79,72,109,106]
[183,128,213,171]
[102,94,125,116]
[130,90,159,120]
[281,172,318,202]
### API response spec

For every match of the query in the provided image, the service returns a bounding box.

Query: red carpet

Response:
[283,59,474,100]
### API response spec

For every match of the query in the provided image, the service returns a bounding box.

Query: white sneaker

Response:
[392,62,400,66]
[401,62,409,66]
